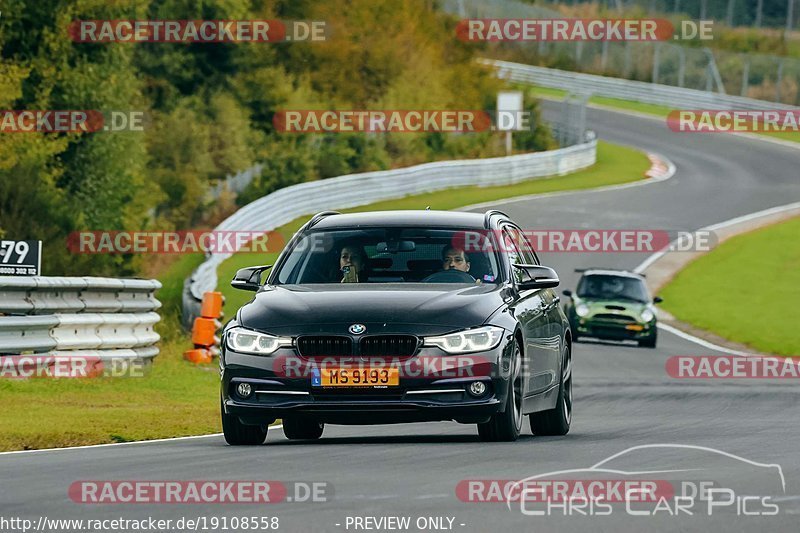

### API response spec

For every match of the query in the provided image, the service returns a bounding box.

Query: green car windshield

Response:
[576,274,649,303]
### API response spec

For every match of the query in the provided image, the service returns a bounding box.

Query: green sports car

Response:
[562,269,661,348]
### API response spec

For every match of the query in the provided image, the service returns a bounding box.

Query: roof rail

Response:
[483,210,510,228]
[306,211,341,229]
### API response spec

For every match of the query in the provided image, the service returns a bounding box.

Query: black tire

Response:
[477,340,523,442]
[283,417,324,440]
[529,343,572,436]
[638,332,657,348]
[221,398,268,445]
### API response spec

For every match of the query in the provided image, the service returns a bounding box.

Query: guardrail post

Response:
[741,58,750,96]
[652,43,661,84]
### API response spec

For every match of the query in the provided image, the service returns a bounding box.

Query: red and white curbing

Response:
[645,153,671,179]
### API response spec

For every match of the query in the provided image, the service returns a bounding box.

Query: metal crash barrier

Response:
[0,276,162,377]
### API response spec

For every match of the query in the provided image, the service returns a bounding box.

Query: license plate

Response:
[317,368,399,387]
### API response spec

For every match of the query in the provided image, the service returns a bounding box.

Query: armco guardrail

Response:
[483,59,799,112]
[0,276,162,364]
[183,140,597,323]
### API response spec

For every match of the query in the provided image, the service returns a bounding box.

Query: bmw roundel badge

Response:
[348,323,366,335]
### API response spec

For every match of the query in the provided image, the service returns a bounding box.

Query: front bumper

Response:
[575,317,656,341]
[220,343,512,425]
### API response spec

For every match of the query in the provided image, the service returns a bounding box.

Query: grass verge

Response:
[0,140,649,451]
[660,217,800,357]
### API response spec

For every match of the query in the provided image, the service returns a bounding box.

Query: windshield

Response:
[272,228,502,285]
[576,274,649,303]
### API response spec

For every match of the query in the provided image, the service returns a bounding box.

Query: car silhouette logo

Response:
[349,324,366,335]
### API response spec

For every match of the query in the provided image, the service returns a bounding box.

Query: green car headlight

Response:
[576,303,590,317]
[641,309,655,322]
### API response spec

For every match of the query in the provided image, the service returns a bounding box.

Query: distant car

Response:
[220,210,573,445]
[562,269,661,348]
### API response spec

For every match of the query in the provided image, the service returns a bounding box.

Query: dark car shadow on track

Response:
[210,431,625,449]
[574,338,647,350]
[265,433,540,446]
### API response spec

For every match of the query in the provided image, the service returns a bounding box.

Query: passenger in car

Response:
[338,244,368,283]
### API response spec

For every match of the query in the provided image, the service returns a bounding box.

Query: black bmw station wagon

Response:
[220,210,573,444]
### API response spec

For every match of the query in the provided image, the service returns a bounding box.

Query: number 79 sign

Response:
[0,240,42,276]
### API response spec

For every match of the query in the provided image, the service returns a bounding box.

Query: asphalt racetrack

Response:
[2,106,799,533]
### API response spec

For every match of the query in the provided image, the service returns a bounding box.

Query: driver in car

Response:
[442,246,470,272]
[440,246,482,284]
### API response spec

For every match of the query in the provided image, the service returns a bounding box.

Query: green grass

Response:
[0,140,649,451]
[217,140,651,311]
[661,217,800,357]
[0,336,222,451]
[529,85,675,117]
[0,253,222,452]
[526,85,800,144]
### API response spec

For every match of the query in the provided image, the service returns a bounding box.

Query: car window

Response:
[272,228,503,285]
[576,274,649,303]
[502,228,525,284]
[505,225,539,266]
[275,240,306,284]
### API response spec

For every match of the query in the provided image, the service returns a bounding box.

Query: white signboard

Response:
[496,91,524,132]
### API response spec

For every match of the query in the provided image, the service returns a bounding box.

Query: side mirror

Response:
[562,289,573,297]
[513,264,560,290]
[653,296,663,304]
[231,265,272,292]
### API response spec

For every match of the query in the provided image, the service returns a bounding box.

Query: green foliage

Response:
[512,95,557,152]
[237,136,316,205]
[1,0,554,277]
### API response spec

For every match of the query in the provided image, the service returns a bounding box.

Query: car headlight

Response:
[226,327,292,355]
[576,303,590,317]
[424,326,505,354]
[641,309,655,322]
